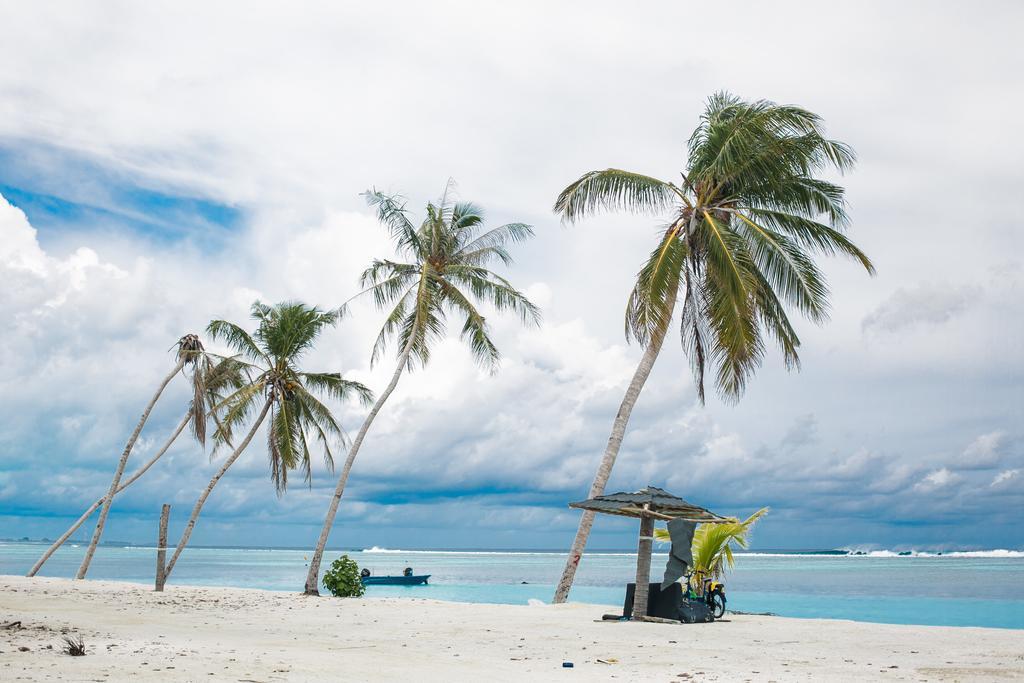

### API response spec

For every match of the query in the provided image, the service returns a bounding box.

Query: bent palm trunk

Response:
[27,413,190,577]
[303,342,414,595]
[162,398,272,581]
[76,358,186,579]
[552,285,678,603]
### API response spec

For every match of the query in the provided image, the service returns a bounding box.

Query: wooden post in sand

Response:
[155,504,170,592]
[632,507,655,620]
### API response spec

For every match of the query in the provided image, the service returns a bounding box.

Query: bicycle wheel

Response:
[711,593,726,619]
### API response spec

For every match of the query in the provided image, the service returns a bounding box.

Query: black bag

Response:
[678,598,715,623]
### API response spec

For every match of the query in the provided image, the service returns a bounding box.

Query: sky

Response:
[0,1,1022,552]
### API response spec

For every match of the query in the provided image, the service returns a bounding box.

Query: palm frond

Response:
[740,208,874,274]
[188,356,209,447]
[679,267,711,403]
[369,288,416,368]
[358,261,420,309]
[445,266,542,327]
[456,222,535,265]
[553,169,682,223]
[436,278,500,371]
[363,189,420,255]
[207,320,268,364]
[197,354,250,450]
[255,301,340,362]
[267,396,301,495]
[450,201,485,238]
[211,380,267,454]
[626,221,688,345]
[299,372,374,407]
[731,211,830,322]
[291,384,346,475]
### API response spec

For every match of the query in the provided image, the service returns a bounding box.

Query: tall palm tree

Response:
[27,354,246,577]
[302,181,541,595]
[75,334,207,579]
[161,301,372,582]
[551,92,875,602]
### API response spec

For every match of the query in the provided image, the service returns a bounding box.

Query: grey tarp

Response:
[661,518,697,589]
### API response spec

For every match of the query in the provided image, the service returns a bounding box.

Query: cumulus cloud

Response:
[861,283,980,334]
[991,469,1019,489]
[957,431,1007,470]
[914,468,961,493]
[0,194,156,443]
[0,196,127,319]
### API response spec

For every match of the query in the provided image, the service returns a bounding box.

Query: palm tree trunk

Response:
[303,341,414,595]
[27,412,191,577]
[551,284,679,603]
[76,357,186,579]
[162,398,272,581]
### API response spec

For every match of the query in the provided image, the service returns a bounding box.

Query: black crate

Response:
[623,582,684,620]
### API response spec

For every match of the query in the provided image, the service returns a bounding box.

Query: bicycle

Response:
[685,572,727,619]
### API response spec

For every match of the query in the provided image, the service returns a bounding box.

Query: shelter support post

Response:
[631,514,654,620]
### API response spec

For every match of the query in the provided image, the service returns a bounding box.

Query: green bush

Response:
[321,555,365,597]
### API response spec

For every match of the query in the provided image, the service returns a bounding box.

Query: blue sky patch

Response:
[0,141,242,246]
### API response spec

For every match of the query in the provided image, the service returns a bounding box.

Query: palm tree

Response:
[161,301,372,582]
[302,181,541,595]
[654,507,768,589]
[27,354,246,577]
[551,92,875,602]
[75,334,207,579]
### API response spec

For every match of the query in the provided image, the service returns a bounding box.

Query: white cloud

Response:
[861,283,979,334]
[958,431,1007,470]
[991,470,1019,488]
[0,196,127,318]
[914,468,961,493]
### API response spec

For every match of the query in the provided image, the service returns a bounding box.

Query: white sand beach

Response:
[1,576,1021,682]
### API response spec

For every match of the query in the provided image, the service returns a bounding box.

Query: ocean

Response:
[3,542,1022,629]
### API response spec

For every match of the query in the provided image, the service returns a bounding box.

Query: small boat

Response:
[361,574,430,586]
[360,567,429,586]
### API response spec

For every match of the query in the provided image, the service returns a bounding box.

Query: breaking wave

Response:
[831,548,1024,559]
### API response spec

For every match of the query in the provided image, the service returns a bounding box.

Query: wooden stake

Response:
[631,513,654,620]
[155,504,170,592]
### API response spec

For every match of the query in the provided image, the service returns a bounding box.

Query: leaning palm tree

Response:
[75,334,208,579]
[161,301,372,582]
[302,181,541,595]
[551,92,875,602]
[28,354,246,577]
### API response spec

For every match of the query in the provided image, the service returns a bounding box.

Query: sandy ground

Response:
[1,575,1022,682]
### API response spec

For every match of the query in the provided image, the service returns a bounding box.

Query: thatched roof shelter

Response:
[569,486,731,621]
[569,486,731,523]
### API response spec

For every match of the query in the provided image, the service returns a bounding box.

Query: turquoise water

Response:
[3,542,1022,629]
